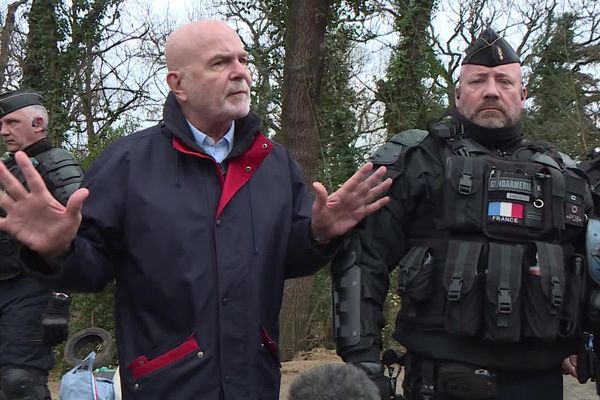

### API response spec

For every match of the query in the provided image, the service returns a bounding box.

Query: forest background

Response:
[1,0,599,369]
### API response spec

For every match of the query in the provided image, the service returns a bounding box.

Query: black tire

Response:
[63,327,116,368]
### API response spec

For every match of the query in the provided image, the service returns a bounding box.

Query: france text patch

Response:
[488,201,524,224]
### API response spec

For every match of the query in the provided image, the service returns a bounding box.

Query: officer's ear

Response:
[520,86,527,101]
[31,116,44,130]
[31,115,46,132]
[455,84,461,100]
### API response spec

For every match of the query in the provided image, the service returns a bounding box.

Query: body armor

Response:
[333,119,592,373]
[0,140,84,279]
[396,134,590,346]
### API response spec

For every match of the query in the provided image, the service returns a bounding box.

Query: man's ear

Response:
[166,71,187,102]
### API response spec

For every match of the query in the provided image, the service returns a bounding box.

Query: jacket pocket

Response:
[443,240,484,336]
[484,243,523,343]
[260,326,281,368]
[127,335,204,382]
[522,242,564,341]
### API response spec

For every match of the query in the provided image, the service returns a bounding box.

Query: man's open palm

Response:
[0,151,88,261]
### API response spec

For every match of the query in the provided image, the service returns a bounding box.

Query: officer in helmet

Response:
[332,28,592,400]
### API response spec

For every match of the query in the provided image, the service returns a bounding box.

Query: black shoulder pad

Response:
[369,129,428,165]
[33,148,84,205]
[558,151,576,168]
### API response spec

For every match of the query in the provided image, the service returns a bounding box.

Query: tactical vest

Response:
[0,146,84,279]
[396,136,591,344]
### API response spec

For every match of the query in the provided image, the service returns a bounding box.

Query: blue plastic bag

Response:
[59,351,115,400]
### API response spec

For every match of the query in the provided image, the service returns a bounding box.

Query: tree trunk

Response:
[0,0,27,88]
[278,0,331,361]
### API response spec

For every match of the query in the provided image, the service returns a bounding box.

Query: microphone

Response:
[288,363,380,400]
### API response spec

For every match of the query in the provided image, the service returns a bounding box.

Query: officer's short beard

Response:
[472,107,521,129]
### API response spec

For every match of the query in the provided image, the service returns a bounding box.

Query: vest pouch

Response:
[483,159,563,241]
[522,242,564,341]
[397,247,434,313]
[559,254,584,337]
[443,240,484,336]
[444,156,486,232]
[484,243,523,343]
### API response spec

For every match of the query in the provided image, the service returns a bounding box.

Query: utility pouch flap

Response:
[443,240,485,336]
[485,243,523,307]
[447,156,485,196]
[397,246,433,302]
[443,240,483,300]
[444,156,486,232]
[522,242,565,341]
[484,243,523,342]
[535,241,565,308]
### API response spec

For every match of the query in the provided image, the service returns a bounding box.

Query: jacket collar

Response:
[161,92,262,159]
[23,138,52,157]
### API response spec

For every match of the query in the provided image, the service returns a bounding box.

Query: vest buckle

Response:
[497,287,512,313]
[447,275,463,301]
[458,173,472,194]
[551,277,562,307]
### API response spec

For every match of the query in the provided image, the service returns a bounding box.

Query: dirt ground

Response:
[49,348,600,399]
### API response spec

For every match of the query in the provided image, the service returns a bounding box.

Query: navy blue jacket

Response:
[29,93,333,399]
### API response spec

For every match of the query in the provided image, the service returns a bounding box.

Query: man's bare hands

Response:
[310,162,392,243]
[0,151,88,262]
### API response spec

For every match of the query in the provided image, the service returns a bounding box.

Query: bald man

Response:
[0,20,391,399]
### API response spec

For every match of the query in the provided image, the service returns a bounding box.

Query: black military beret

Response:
[0,89,43,119]
[462,28,520,66]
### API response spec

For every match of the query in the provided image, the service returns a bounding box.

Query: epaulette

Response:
[369,129,429,165]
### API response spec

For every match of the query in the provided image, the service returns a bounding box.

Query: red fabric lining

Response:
[217,134,271,217]
[260,326,280,366]
[172,137,224,185]
[127,335,199,380]
[172,134,272,218]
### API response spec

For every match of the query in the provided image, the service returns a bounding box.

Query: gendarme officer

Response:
[0,89,84,400]
[332,29,592,400]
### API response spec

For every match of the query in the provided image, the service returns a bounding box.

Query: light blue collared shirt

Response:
[187,121,235,163]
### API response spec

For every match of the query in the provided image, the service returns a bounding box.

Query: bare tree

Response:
[0,0,27,88]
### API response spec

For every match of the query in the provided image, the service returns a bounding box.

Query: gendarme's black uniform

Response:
[335,113,592,399]
[0,138,83,400]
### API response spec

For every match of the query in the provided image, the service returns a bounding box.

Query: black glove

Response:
[42,292,71,346]
[355,361,394,400]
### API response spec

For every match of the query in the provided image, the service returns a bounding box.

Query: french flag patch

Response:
[488,202,524,219]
